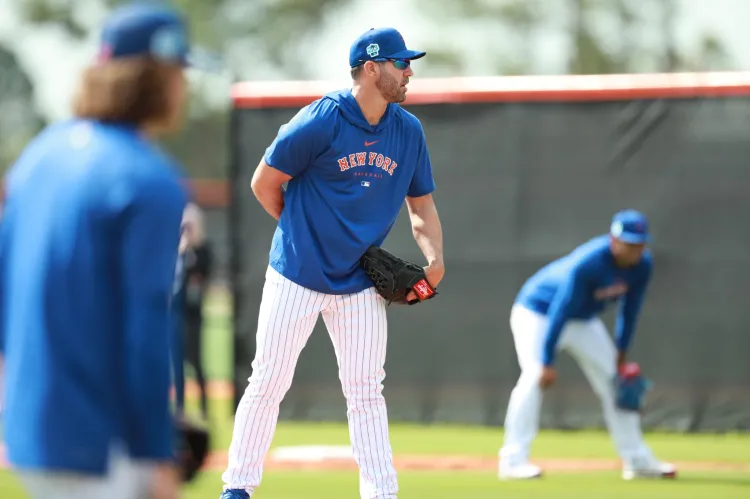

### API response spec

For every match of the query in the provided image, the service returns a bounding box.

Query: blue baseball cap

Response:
[610,209,650,244]
[349,27,426,68]
[97,2,194,66]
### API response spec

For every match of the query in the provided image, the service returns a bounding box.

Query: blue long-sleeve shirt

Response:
[515,235,653,366]
[0,119,186,474]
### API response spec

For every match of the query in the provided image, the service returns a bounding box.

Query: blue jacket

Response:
[515,235,652,366]
[0,119,187,474]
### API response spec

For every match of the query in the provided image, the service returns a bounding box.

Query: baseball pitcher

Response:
[221,27,445,499]
[498,210,676,481]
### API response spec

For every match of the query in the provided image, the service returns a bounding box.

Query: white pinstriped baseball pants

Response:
[222,266,397,498]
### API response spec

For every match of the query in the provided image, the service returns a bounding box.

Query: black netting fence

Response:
[228,95,750,432]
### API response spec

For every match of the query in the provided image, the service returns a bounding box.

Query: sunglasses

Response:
[364,58,410,70]
[387,58,410,70]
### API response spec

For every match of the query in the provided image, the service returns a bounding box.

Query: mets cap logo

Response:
[366,43,380,58]
[151,25,186,61]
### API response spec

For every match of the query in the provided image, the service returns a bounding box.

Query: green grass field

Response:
[1,289,748,498]
[5,418,747,498]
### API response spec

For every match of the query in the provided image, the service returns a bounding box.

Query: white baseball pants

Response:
[223,266,398,499]
[500,304,655,466]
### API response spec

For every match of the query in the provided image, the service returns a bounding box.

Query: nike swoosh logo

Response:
[365,140,379,146]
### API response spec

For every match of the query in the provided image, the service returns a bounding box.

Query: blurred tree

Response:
[568,0,732,73]
[567,0,622,74]
[416,0,733,75]
[694,34,731,71]
[21,0,89,40]
[19,0,353,79]
[15,0,355,178]
[497,0,545,74]
[0,45,46,174]
[415,0,545,75]
[659,0,680,71]
[216,0,355,80]
[566,0,735,73]
[655,0,730,72]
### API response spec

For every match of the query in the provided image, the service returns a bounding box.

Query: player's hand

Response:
[406,263,444,302]
[149,463,181,499]
[539,366,557,389]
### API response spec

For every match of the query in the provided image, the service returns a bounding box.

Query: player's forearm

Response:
[616,350,627,367]
[251,160,291,222]
[409,201,444,269]
[252,185,285,221]
[542,321,564,366]
[615,324,635,353]
[615,290,645,353]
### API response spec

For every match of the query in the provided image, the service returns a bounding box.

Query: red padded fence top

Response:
[232,71,750,109]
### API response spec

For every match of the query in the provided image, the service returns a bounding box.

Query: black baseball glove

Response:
[360,245,438,305]
[174,416,211,483]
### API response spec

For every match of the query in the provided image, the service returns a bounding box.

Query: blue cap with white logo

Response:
[97,2,195,66]
[610,209,650,244]
[349,27,426,68]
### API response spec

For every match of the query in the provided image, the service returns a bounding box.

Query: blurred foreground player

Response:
[498,210,676,481]
[0,3,194,499]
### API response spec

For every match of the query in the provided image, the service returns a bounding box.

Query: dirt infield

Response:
[203,451,750,474]
[1,446,746,474]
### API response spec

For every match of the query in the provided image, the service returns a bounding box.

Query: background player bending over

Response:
[498,210,676,481]
[221,27,444,499]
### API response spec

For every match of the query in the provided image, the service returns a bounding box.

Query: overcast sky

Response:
[1,0,749,121]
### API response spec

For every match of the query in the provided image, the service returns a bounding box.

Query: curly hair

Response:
[71,57,177,127]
